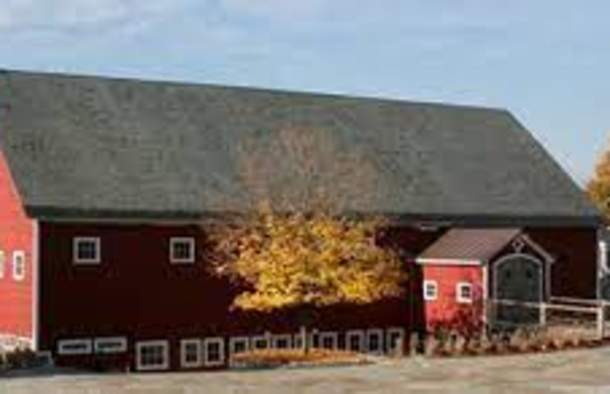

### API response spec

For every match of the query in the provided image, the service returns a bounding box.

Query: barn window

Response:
[272,334,293,349]
[251,335,270,350]
[94,337,127,354]
[423,280,438,301]
[73,237,101,264]
[366,329,384,354]
[136,340,169,371]
[170,237,195,264]
[57,338,92,355]
[346,330,365,352]
[456,282,473,303]
[229,337,249,356]
[0,250,5,279]
[318,332,338,350]
[12,251,25,281]
[386,327,405,354]
[203,337,225,367]
[180,339,202,368]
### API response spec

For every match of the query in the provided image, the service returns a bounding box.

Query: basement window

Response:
[73,237,101,264]
[423,280,438,301]
[366,329,384,354]
[456,282,473,304]
[136,340,169,371]
[181,339,202,368]
[57,339,92,355]
[346,330,365,352]
[170,237,195,264]
[12,251,25,281]
[203,337,225,367]
[94,337,127,354]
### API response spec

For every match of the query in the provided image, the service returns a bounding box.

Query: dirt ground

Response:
[4,347,610,393]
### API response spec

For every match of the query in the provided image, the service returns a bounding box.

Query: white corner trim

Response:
[57,338,93,355]
[203,337,225,367]
[136,340,170,371]
[94,337,128,354]
[169,237,196,264]
[180,338,203,368]
[73,237,101,265]
[456,282,473,304]
[423,280,438,301]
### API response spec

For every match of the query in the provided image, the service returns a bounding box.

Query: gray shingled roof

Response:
[0,70,601,225]
[418,228,522,262]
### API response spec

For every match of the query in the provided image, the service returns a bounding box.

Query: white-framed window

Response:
[293,332,312,350]
[229,337,250,356]
[251,335,270,350]
[180,339,202,368]
[366,329,384,354]
[203,337,225,367]
[57,338,92,355]
[385,327,406,354]
[136,340,169,371]
[94,337,127,354]
[12,251,25,281]
[170,237,196,264]
[0,250,5,279]
[272,334,293,350]
[318,332,338,350]
[345,330,365,352]
[423,280,438,301]
[73,237,101,264]
[456,282,473,303]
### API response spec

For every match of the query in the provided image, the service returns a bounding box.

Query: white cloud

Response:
[0,0,193,33]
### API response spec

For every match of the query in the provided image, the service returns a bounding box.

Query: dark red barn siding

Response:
[0,150,34,339]
[38,223,434,369]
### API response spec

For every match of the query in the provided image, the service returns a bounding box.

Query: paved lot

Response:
[4,347,610,393]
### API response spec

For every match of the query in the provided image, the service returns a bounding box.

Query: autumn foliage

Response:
[587,148,610,220]
[209,209,406,312]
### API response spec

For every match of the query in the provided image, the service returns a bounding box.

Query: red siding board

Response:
[0,150,34,339]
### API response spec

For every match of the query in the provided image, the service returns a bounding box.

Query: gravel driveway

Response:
[4,347,610,393]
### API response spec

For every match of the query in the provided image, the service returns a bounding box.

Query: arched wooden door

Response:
[493,254,543,325]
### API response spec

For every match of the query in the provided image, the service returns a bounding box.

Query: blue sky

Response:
[1,0,608,184]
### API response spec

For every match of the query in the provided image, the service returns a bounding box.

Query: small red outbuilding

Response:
[416,228,555,332]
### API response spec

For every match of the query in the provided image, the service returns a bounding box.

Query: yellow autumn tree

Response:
[587,147,610,219]
[209,208,405,352]
[207,126,406,353]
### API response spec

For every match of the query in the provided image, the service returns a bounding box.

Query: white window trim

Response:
[318,331,338,350]
[73,237,101,265]
[180,338,202,368]
[366,329,384,355]
[423,280,438,301]
[12,251,25,281]
[229,336,250,356]
[94,337,127,354]
[203,337,225,367]
[136,340,170,371]
[170,237,196,264]
[385,327,405,354]
[0,250,5,279]
[271,334,293,349]
[345,330,365,352]
[57,338,92,355]
[456,282,473,304]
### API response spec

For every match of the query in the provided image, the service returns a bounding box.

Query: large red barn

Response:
[0,70,602,371]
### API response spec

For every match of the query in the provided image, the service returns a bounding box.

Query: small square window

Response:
[12,251,25,281]
[136,341,169,371]
[181,339,202,368]
[74,237,101,264]
[170,238,195,264]
[456,282,473,304]
[423,280,438,301]
[203,337,225,366]
[0,250,5,279]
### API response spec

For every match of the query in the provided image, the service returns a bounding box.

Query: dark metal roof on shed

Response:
[417,228,522,262]
[0,70,601,225]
